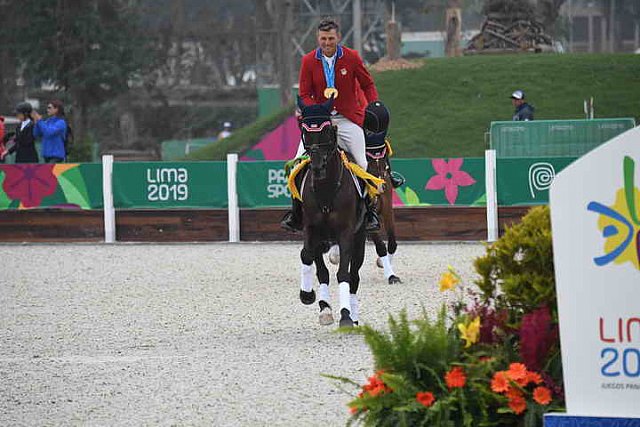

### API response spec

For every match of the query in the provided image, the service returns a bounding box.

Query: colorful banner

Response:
[236,158,486,208]
[112,162,227,209]
[0,163,103,210]
[497,157,577,205]
[550,126,640,417]
[241,115,301,161]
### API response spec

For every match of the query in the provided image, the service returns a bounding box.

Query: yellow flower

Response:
[439,267,460,292]
[458,317,481,348]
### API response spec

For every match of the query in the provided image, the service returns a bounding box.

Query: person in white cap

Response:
[218,122,233,139]
[511,90,534,121]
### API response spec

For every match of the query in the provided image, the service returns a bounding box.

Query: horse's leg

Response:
[299,244,316,305]
[349,227,366,325]
[371,231,388,269]
[336,235,354,328]
[380,189,402,284]
[314,246,333,325]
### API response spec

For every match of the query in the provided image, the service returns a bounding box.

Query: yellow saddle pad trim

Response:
[340,151,385,199]
[287,158,311,201]
[385,138,394,157]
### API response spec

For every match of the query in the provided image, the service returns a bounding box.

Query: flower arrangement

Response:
[333,206,564,426]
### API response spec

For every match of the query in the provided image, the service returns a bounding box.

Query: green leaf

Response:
[0,171,12,209]
[57,172,90,208]
[405,186,421,205]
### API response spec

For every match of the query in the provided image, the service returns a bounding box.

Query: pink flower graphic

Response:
[425,158,476,205]
[1,164,58,208]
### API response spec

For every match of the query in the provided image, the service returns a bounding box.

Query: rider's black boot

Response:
[364,196,381,232]
[281,199,303,232]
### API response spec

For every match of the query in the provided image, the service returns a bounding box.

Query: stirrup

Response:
[390,173,405,188]
[280,211,302,232]
[365,211,381,232]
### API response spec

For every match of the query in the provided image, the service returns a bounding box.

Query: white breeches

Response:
[296,114,367,170]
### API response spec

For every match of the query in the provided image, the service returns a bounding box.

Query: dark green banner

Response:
[496,157,577,205]
[237,158,487,208]
[0,163,103,210]
[113,162,227,209]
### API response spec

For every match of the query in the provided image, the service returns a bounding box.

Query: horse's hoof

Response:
[339,308,354,328]
[300,289,316,305]
[376,257,383,268]
[388,275,402,285]
[319,307,334,325]
[328,245,340,265]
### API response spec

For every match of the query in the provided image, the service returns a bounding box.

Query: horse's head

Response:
[298,96,338,179]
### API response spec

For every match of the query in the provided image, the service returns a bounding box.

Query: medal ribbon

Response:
[321,55,335,91]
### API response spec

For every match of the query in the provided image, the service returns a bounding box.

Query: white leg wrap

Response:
[350,294,359,322]
[301,263,314,292]
[380,255,396,279]
[339,282,351,312]
[319,283,330,302]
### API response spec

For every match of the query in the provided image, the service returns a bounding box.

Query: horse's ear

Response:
[321,96,334,112]
[296,95,306,112]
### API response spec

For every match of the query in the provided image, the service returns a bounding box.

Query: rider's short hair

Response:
[318,19,340,33]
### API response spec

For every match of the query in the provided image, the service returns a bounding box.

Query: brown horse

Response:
[295,96,367,328]
[366,140,401,284]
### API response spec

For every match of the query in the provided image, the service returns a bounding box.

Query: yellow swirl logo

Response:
[587,156,640,270]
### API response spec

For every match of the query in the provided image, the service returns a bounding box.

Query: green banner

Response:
[238,161,291,208]
[496,157,577,205]
[237,158,486,208]
[0,163,103,210]
[112,162,227,209]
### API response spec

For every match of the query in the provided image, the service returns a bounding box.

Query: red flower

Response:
[520,305,559,371]
[425,158,476,205]
[445,366,467,389]
[508,394,527,415]
[533,386,552,405]
[1,164,57,208]
[416,391,435,407]
[491,371,510,393]
[362,371,392,396]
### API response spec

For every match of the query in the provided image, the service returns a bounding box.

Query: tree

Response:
[5,0,154,144]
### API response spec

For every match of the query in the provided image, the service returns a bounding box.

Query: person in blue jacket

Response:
[33,99,68,163]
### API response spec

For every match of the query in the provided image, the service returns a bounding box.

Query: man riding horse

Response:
[281,18,402,233]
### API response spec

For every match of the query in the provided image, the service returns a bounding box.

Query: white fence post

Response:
[227,153,240,242]
[102,155,116,243]
[485,149,499,242]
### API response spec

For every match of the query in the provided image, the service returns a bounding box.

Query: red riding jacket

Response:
[298,45,378,127]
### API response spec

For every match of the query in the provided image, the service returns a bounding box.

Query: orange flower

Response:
[506,387,523,400]
[416,391,436,407]
[445,366,467,389]
[349,406,358,415]
[491,371,510,393]
[526,371,543,385]
[533,386,552,405]
[507,363,528,381]
[368,384,387,397]
[508,395,527,415]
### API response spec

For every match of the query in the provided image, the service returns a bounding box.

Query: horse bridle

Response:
[300,117,344,213]
[366,143,391,183]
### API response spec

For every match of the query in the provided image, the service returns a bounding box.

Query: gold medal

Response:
[324,87,339,99]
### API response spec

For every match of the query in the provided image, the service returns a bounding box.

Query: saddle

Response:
[286,150,384,202]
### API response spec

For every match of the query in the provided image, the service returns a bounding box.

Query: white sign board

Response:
[550,126,640,417]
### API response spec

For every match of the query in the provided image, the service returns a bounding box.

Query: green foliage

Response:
[184,105,294,160]
[474,206,555,313]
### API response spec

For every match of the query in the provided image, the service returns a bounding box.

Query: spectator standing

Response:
[33,99,67,163]
[218,121,233,139]
[3,102,38,163]
[511,90,534,121]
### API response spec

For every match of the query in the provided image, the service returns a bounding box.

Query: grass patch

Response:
[186,54,640,159]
